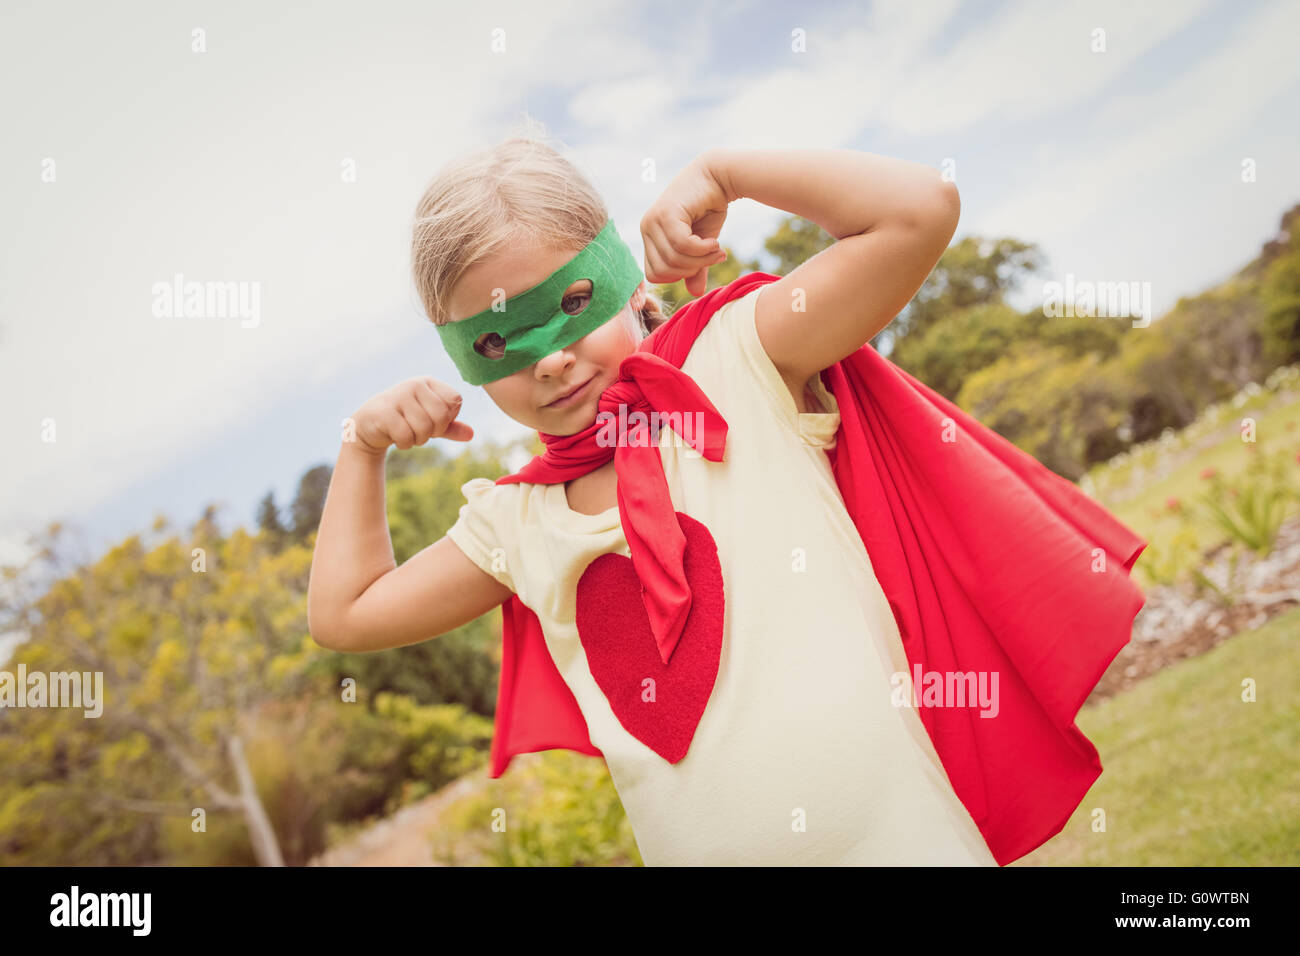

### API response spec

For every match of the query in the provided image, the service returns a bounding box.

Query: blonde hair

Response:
[411,118,669,343]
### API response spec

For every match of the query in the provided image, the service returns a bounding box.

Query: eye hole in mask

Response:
[473,331,507,360]
[561,280,593,316]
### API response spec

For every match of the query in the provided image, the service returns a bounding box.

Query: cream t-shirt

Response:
[446,286,996,866]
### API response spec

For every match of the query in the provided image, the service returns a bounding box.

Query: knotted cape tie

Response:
[497,351,728,665]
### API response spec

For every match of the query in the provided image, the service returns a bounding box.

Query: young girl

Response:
[308,134,1145,867]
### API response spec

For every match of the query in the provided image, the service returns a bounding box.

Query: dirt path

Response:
[306,773,485,867]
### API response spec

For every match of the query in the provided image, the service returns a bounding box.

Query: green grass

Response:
[1109,391,1299,513]
[1016,606,1300,865]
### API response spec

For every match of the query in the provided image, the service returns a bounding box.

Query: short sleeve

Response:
[444,477,517,593]
[720,287,840,447]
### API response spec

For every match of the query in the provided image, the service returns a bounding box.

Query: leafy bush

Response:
[429,751,642,866]
[1191,443,1299,557]
[955,343,1131,478]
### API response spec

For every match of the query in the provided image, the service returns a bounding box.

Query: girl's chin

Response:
[541,406,600,436]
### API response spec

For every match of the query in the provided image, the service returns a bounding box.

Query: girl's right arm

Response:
[307,377,515,654]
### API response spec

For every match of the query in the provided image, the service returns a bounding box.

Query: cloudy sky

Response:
[1,0,1298,575]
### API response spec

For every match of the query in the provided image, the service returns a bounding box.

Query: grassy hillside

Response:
[1016,606,1299,866]
[1082,375,1300,589]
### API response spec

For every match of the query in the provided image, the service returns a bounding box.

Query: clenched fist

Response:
[640,152,731,299]
[348,376,473,454]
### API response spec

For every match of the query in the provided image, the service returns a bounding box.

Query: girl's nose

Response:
[535,346,576,378]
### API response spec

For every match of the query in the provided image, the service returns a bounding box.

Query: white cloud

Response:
[974,0,1300,319]
[3,0,1296,550]
[0,0,639,532]
[878,0,1216,135]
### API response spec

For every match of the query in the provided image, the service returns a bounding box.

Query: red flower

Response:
[1200,467,1217,480]
[1166,496,1181,512]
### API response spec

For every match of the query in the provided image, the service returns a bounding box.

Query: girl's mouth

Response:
[544,374,597,409]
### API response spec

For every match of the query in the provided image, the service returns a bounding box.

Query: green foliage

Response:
[1137,524,1202,588]
[0,519,322,864]
[762,215,834,276]
[368,691,493,788]
[316,628,499,719]
[385,439,519,565]
[1259,207,1300,366]
[289,465,332,544]
[1119,285,1270,442]
[893,297,1129,402]
[890,302,1036,399]
[255,490,288,545]
[1034,303,1129,359]
[924,260,1277,476]
[1080,384,1300,592]
[955,342,1132,479]
[887,208,1296,479]
[0,507,498,865]
[1190,443,1299,557]
[900,236,1042,342]
[150,694,492,866]
[429,752,642,866]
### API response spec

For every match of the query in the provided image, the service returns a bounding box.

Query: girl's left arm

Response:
[706,148,958,389]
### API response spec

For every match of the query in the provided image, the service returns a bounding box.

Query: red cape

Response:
[480,271,1146,866]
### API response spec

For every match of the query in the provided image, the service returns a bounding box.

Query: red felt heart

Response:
[575,511,724,764]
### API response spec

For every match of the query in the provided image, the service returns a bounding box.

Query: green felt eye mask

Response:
[435,218,644,385]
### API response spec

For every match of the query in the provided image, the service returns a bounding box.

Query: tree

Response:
[954,343,1131,479]
[0,516,320,865]
[289,465,332,544]
[255,491,287,545]
[762,215,834,276]
[1259,206,1300,366]
[888,303,1035,400]
[899,236,1043,345]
